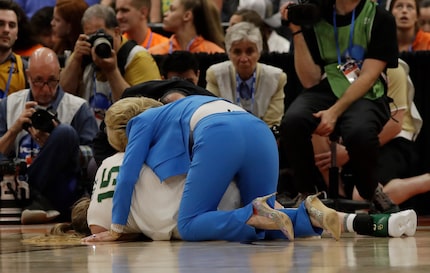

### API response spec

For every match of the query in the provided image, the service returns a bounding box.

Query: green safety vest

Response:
[314,0,385,99]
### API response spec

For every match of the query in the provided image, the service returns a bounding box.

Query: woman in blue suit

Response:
[83,82,340,242]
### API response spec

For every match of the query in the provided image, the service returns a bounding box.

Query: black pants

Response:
[28,124,80,217]
[280,81,390,200]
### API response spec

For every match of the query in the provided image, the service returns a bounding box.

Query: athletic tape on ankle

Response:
[345,214,356,233]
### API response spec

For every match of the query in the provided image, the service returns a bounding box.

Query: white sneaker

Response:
[21,209,60,225]
[388,209,417,237]
[399,209,417,236]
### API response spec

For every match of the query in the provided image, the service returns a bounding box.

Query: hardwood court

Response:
[1,218,430,273]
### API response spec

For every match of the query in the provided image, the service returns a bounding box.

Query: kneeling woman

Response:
[72,88,413,241]
[82,89,339,242]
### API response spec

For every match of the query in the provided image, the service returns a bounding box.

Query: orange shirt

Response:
[148,35,225,55]
[123,29,169,50]
[412,29,430,51]
[14,44,43,57]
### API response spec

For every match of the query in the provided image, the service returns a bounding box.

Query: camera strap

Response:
[117,40,138,76]
[333,8,356,66]
[0,59,14,99]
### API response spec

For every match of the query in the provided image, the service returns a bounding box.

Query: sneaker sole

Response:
[388,209,417,237]
[399,209,417,236]
[21,209,60,225]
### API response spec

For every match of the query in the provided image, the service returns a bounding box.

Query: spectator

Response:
[51,0,89,58]
[419,0,430,32]
[59,4,161,125]
[313,59,426,206]
[0,0,27,98]
[150,0,223,23]
[279,0,400,213]
[236,0,290,53]
[148,0,225,54]
[206,22,286,128]
[0,47,98,223]
[159,50,200,84]
[229,9,270,52]
[12,3,42,57]
[29,6,55,49]
[389,0,430,51]
[115,0,169,49]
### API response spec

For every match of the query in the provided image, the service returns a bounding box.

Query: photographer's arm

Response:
[0,102,37,155]
[60,55,83,95]
[60,35,90,95]
[292,30,322,88]
[93,49,130,102]
[280,2,321,88]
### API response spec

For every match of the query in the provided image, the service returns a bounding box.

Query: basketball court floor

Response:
[1,217,430,273]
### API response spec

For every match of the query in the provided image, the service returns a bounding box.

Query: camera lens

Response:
[93,37,112,58]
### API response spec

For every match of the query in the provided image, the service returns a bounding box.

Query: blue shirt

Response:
[14,0,100,19]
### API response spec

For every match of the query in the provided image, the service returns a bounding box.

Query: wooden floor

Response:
[1,218,430,273]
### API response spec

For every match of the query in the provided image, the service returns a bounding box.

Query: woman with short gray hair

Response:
[206,21,286,130]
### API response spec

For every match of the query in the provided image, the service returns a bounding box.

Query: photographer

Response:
[279,0,400,213]
[59,4,161,125]
[0,47,98,223]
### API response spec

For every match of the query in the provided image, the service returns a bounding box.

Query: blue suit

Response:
[113,95,321,241]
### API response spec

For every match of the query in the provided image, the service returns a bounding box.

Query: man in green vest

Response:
[279,0,399,213]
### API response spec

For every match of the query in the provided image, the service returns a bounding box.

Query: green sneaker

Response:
[370,210,417,237]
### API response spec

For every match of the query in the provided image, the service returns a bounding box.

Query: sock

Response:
[352,214,374,235]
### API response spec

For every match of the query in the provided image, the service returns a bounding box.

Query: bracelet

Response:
[292,30,303,37]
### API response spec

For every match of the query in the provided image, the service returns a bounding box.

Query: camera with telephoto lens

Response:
[22,106,59,133]
[287,0,328,26]
[87,29,114,58]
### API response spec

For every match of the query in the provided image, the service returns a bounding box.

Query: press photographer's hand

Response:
[73,34,92,61]
[15,102,37,133]
[280,1,302,32]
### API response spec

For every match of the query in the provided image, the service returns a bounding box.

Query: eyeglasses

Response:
[31,79,59,89]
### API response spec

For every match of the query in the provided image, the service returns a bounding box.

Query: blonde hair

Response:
[105,97,163,152]
[50,197,92,237]
[22,198,92,245]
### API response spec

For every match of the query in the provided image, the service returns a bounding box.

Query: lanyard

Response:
[0,62,14,99]
[145,31,153,49]
[91,70,98,109]
[333,7,356,66]
[168,37,196,54]
[235,71,256,113]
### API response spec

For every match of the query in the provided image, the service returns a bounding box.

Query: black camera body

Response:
[23,106,59,133]
[287,0,327,26]
[87,29,114,59]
